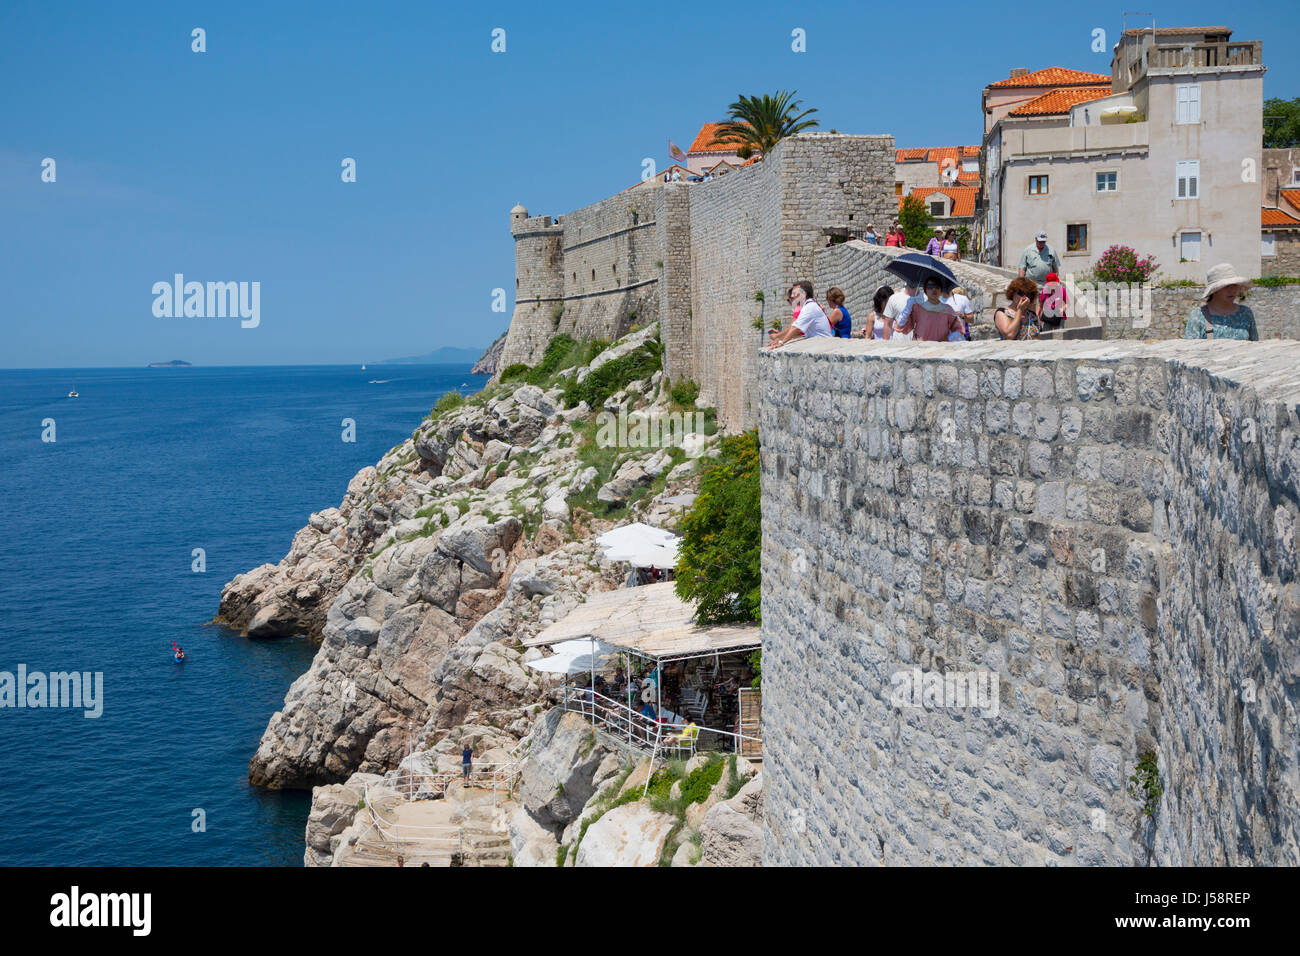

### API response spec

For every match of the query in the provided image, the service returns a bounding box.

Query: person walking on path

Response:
[925,228,944,257]
[461,744,473,786]
[1037,271,1067,331]
[941,229,961,261]
[1017,231,1061,283]
[995,277,1042,339]
[1184,263,1258,340]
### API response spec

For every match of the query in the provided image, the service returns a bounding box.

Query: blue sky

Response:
[4,0,1296,367]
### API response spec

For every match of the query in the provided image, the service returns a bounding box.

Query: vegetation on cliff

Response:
[674,429,761,625]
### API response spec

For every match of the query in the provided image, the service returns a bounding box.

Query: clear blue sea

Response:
[0,364,485,865]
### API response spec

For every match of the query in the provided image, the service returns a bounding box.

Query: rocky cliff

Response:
[471,332,506,377]
[507,707,764,867]
[218,323,716,791]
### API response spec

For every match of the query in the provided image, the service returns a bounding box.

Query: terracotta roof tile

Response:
[1280,188,1300,215]
[688,122,747,153]
[1263,206,1300,227]
[1008,85,1113,117]
[901,186,978,218]
[988,67,1112,89]
[895,146,981,165]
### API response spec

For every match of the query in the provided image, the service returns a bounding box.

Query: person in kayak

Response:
[174,646,186,663]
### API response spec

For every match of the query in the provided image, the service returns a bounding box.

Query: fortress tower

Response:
[500,204,565,370]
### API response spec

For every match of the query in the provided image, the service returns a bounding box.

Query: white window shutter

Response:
[1189,85,1200,123]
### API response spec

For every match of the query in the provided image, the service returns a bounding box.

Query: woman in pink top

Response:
[896,278,963,342]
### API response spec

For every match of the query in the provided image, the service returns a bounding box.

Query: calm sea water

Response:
[0,364,485,865]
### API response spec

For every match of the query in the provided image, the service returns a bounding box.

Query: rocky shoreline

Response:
[217,324,737,862]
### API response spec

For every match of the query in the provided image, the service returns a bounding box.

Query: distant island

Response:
[147,360,193,368]
[375,346,487,365]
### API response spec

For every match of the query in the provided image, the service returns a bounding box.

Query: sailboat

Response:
[67,384,79,398]
[361,364,367,371]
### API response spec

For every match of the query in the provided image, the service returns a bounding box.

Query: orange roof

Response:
[901,186,978,218]
[1281,188,1300,215]
[895,145,980,164]
[988,67,1112,89]
[1263,206,1300,227]
[688,122,747,153]
[1008,85,1112,117]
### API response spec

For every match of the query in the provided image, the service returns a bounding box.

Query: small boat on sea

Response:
[361,364,367,371]
[68,386,78,398]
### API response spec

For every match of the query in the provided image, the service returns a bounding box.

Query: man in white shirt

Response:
[766,281,831,349]
[883,281,918,340]
[943,286,975,341]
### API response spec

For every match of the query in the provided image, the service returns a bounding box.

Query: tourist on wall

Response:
[826,287,853,337]
[1184,263,1258,340]
[884,225,904,247]
[883,281,917,340]
[995,277,1042,339]
[1017,230,1061,283]
[943,285,975,341]
[864,225,879,245]
[765,281,832,349]
[942,229,961,261]
[925,228,944,257]
[896,278,965,341]
[1037,271,1067,331]
[854,285,896,339]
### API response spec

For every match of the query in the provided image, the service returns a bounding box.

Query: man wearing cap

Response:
[1184,263,1258,340]
[1017,231,1061,284]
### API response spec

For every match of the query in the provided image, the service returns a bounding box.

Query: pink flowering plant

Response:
[1093,244,1159,283]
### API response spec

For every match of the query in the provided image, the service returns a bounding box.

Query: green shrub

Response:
[432,391,464,415]
[1253,275,1300,286]
[675,430,761,625]
[561,340,663,408]
[499,363,531,382]
[678,755,724,806]
[669,379,700,407]
[1127,751,1163,818]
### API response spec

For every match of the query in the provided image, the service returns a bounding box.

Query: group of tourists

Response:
[764,278,976,347]
[763,222,1260,347]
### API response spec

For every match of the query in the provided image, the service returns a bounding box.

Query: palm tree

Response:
[715,91,819,161]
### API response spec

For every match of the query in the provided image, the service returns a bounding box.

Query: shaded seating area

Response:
[524,582,762,758]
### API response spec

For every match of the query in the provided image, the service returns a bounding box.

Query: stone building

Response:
[1261,149,1300,276]
[978,25,1265,280]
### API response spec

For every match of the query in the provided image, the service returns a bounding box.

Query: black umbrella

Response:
[884,252,959,292]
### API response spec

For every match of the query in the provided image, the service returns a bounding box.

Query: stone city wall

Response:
[500,134,898,432]
[759,338,1300,866]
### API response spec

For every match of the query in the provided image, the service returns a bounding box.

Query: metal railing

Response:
[386,761,520,807]
[560,685,761,757]
[360,781,464,856]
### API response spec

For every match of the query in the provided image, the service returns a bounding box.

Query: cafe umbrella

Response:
[884,252,959,293]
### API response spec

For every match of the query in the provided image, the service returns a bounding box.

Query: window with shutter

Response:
[1176,161,1199,200]
[1176,84,1201,125]
[1180,231,1202,261]
[1262,233,1276,257]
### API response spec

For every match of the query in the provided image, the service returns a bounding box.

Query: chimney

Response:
[1009,68,1030,78]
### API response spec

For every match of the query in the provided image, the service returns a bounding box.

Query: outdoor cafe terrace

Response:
[524,582,763,760]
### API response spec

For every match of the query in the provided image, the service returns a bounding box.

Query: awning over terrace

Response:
[524,581,760,663]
